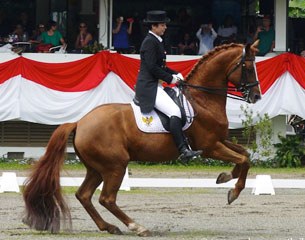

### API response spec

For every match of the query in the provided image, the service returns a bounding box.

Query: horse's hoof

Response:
[108,226,123,235]
[216,172,232,184]
[138,230,152,237]
[227,189,238,205]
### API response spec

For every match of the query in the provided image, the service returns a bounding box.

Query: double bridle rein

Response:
[179,47,259,102]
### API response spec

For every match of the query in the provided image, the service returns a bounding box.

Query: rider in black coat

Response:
[135,32,176,113]
[135,10,202,163]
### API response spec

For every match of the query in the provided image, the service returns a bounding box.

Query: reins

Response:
[178,46,258,102]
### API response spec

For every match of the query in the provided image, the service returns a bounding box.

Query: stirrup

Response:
[178,149,203,164]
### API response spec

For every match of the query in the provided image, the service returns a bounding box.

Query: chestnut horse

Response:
[23,41,261,236]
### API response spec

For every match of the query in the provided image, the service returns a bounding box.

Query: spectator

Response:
[245,24,256,44]
[40,20,66,47]
[177,32,197,55]
[216,14,237,45]
[30,23,45,43]
[112,15,133,53]
[253,15,275,56]
[74,22,93,52]
[129,12,142,53]
[175,8,194,37]
[300,50,305,58]
[196,23,217,55]
[17,11,33,37]
[12,23,28,42]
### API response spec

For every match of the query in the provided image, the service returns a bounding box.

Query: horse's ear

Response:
[250,40,260,55]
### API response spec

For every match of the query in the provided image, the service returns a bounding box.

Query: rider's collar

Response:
[149,30,163,42]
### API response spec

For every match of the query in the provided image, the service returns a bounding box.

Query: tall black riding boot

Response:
[169,116,202,163]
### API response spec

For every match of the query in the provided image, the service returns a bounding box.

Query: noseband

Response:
[180,47,259,102]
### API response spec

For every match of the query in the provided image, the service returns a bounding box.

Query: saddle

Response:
[132,87,194,133]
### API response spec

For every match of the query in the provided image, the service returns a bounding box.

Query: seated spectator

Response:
[196,23,217,55]
[253,15,275,56]
[112,15,133,53]
[38,20,66,52]
[245,24,256,44]
[74,22,93,53]
[30,23,45,43]
[216,14,237,45]
[17,11,33,38]
[12,23,29,42]
[177,32,197,55]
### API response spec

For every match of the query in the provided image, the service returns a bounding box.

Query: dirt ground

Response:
[1,166,305,240]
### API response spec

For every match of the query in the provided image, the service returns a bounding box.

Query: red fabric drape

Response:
[0,58,22,84]
[108,53,140,90]
[1,51,305,93]
[0,51,111,92]
[20,51,111,92]
[109,53,198,90]
[256,53,305,94]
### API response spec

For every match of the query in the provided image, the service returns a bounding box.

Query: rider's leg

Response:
[169,116,202,162]
[154,86,202,162]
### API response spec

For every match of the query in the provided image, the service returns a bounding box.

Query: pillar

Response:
[273,0,287,52]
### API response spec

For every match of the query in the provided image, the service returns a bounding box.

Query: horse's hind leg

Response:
[216,140,249,184]
[75,167,123,235]
[210,141,250,204]
[99,165,151,237]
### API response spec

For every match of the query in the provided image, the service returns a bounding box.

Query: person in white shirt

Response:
[196,23,217,55]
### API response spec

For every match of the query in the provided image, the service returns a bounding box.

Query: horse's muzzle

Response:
[250,93,261,104]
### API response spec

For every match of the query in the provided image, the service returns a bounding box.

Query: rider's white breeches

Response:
[154,85,181,119]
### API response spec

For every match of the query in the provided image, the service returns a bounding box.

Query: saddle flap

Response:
[131,87,194,133]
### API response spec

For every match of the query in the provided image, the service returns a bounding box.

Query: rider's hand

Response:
[171,73,184,84]
[176,73,184,81]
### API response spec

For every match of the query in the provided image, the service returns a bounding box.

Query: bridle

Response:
[225,47,259,102]
[179,47,259,102]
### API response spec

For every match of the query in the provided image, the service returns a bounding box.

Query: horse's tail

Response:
[23,122,77,233]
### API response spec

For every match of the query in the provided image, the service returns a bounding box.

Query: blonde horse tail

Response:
[22,122,77,233]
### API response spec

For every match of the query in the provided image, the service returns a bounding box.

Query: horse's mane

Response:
[186,43,244,81]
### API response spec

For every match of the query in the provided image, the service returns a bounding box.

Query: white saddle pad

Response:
[131,88,194,133]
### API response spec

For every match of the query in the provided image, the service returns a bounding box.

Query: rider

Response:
[134,10,202,163]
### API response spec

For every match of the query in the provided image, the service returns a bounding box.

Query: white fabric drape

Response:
[1,72,134,124]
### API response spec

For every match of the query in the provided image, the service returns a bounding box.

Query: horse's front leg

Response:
[100,165,151,237]
[209,140,250,204]
[216,140,250,184]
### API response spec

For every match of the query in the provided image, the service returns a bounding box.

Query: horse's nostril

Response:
[255,94,261,100]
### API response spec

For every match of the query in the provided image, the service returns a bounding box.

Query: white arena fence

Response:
[1,170,305,195]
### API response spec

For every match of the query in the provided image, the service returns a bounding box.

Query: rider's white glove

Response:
[171,73,184,84]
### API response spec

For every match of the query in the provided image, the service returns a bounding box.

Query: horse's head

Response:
[225,40,261,103]
[184,41,261,104]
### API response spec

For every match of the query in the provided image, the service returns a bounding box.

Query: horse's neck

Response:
[186,47,242,120]
[187,69,228,121]
[190,88,227,114]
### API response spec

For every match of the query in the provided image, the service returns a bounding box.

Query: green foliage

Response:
[231,136,238,144]
[0,156,33,165]
[289,0,305,18]
[240,105,273,161]
[134,157,232,167]
[82,41,105,54]
[273,135,305,167]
